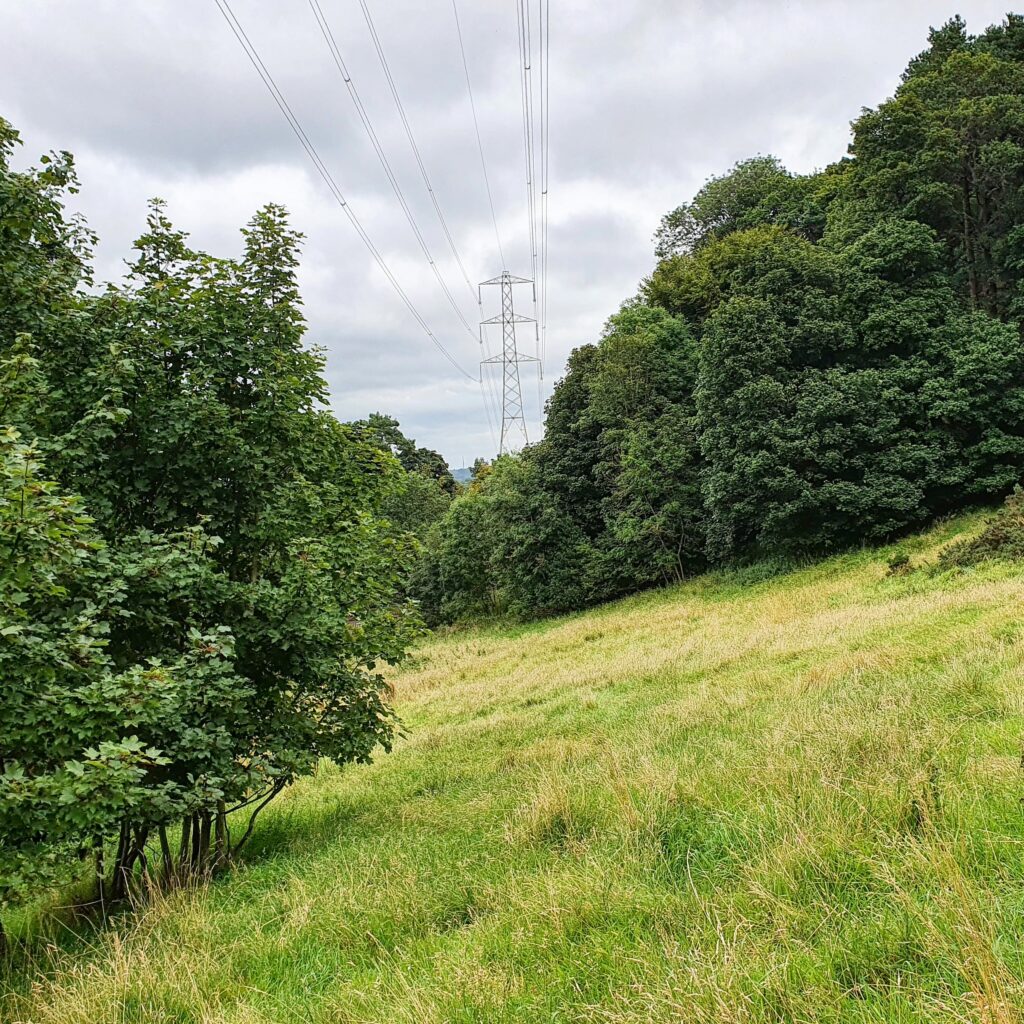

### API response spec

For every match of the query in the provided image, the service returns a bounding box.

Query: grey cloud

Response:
[2,0,1014,465]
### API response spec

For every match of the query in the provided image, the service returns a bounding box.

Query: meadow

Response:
[3,512,1024,1023]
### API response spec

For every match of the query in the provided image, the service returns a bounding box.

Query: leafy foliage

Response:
[653,156,831,259]
[414,305,704,618]
[350,413,456,494]
[693,221,1024,559]
[839,15,1024,318]
[421,13,1024,622]
[0,117,418,925]
[349,412,454,540]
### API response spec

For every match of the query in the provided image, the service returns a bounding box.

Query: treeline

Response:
[0,119,423,935]
[416,14,1024,622]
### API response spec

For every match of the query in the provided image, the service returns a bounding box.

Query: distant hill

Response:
[452,467,473,484]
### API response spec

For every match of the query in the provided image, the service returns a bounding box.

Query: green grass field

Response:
[4,513,1024,1023]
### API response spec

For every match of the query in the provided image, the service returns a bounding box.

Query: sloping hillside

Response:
[5,514,1024,1023]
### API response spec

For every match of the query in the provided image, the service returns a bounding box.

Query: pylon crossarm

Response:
[480,273,532,286]
[481,313,535,325]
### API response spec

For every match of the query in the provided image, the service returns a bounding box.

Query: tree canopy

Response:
[0,117,419,925]
[417,12,1024,621]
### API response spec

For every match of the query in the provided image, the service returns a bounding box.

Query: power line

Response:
[538,0,549,369]
[452,0,506,270]
[515,0,543,435]
[307,0,479,344]
[356,0,478,306]
[355,0,508,446]
[479,299,509,448]
[535,0,549,426]
[515,0,539,300]
[448,0,517,445]
[213,0,476,381]
[479,307,505,439]
[479,375,499,450]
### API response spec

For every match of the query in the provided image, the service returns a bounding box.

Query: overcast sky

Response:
[2,1,1013,466]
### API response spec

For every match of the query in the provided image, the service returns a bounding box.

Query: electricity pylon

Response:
[480,271,540,454]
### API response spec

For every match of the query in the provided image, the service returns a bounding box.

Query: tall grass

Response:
[3,513,1024,1022]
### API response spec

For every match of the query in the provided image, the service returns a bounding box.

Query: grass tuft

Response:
[4,514,1024,1022]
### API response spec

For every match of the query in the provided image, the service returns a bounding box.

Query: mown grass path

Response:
[4,515,1024,1022]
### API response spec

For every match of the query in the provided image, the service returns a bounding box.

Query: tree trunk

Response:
[110,820,132,902]
[159,825,175,888]
[190,812,201,871]
[214,800,229,870]
[177,815,192,881]
[202,812,213,876]
[233,782,285,856]
[132,828,152,899]
[93,840,107,923]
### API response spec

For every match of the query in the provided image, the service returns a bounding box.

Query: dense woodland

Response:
[415,14,1024,622]
[4,10,1024,946]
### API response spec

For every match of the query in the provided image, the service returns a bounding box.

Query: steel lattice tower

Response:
[480,272,539,454]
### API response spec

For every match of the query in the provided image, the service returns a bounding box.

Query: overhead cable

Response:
[357,0,478,306]
[452,0,506,270]
[213,0,476,380]
[307,0,479,343]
